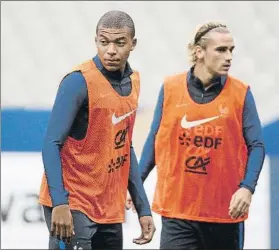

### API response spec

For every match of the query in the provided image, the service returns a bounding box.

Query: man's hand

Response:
[133,216,156,245]
[229,187,252,219]
[51,204,74,244]
[125,192,136,213]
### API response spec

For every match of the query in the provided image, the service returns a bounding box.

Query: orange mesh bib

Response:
[39,60,140,223]
[153,72,248,223]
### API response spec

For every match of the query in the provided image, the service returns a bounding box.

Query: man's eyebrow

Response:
[99,34,109,39]
[215,45,235,49]
[99,35,127,41]
[115,37,127,40]
[111,37,127,42]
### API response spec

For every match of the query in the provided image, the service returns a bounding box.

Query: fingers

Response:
[134,238,150,245]
[69,218,75,236]
[235,201,247,219]
[57,218,74,245]
[125,198,136,213]
[60,224,66,242]
[133,219,156,245]
[229,194,236,208]
[125,192,132,210]
[148,221,156,242]
[64,220,75,241]
[236,201,250,219]
[51,221,74,242]
[50,222,55,237]
[233,202,244,219]
[135,230,154,245]
[64,222,74,244]
[51,205,74,243]
[240,205,249,218]
[65,224,71,243]
[55,222,61,239]
[229,198,241,219]
[133,233,143,244]
[132,204,136,213]
[234,201,245,219]
[133,233,151,245]
[133,222,150,245]
[229,199,250,219]
[142,229,155,244]
[125,199,132,210]
[229,188,252,220]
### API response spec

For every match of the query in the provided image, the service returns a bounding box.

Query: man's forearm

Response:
[239,145,265,193]
[139,85,164,182]
[42,71,87,206]
[139,133,156,182]
[42,141,69,206]
[128,146,152,217]
[240,88,266,193]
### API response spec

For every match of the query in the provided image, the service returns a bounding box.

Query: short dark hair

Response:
[96,10,135,38]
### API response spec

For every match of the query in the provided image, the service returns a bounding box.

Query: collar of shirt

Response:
[187,66,227,91]
[93,55,133,81]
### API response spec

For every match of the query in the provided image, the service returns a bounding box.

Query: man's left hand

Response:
[229,187,252,219]
[133,216,156,245]
[125,192,136,213]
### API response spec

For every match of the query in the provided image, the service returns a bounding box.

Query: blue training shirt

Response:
[42,55,151,217]
[139,69,265,194]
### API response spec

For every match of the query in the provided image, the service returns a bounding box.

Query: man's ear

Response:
[131,38,137,51]
[195,45,204,61]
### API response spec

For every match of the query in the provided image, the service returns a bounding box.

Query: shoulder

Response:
[58,71,87,99]
[164,71,187,85]
[227,75,249,90]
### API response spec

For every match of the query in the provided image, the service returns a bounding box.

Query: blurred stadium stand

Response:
[1,1,279,249]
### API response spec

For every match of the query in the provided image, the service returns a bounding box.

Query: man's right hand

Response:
[51,204,74,243]
[133,216,156,245]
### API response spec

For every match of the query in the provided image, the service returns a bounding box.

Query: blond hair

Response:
[188,22,229,66]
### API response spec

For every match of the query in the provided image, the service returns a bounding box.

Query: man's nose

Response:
[226,50,233,62]
[107,43,117,56]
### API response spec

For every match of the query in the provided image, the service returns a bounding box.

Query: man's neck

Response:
[193,64,217,88]
[119,64,126,75]
[94,55,126,80]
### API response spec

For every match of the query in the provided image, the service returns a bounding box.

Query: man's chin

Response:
[104,65,121,72]
[218,70,229,76]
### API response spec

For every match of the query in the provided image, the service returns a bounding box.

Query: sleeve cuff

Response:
[239,183,255,194]
[138,209,152,218]
[50,190,69,207]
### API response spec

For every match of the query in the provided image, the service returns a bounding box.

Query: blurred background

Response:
[1,1,279,249]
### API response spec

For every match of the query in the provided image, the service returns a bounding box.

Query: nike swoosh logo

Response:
[176,103,189,108]
[181,115,220,129]
[112,110,136,125]
[100,92,111,98]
